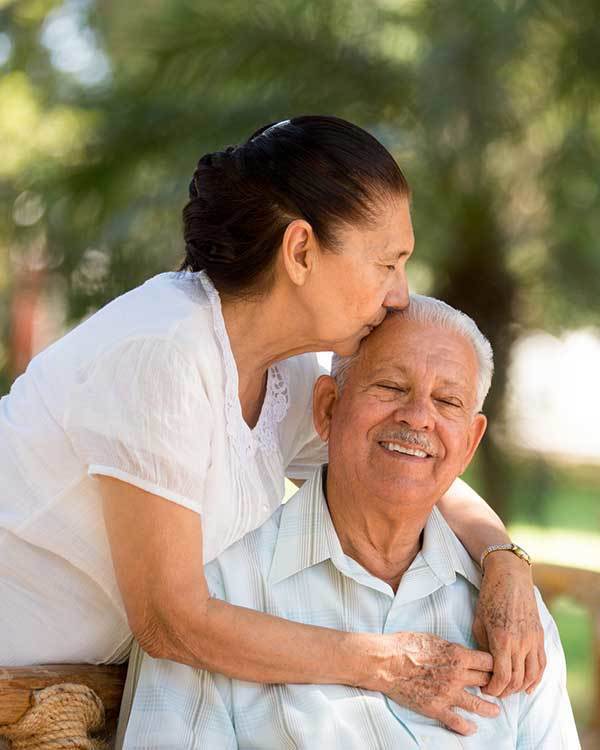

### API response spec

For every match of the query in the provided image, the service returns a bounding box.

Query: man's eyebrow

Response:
[437,378,469,390]
[367,364,409,378]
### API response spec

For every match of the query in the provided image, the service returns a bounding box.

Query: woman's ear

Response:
[312,375,339,442]
[280,219,317,287]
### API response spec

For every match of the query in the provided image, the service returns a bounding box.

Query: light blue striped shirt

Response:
[124,466,580,749]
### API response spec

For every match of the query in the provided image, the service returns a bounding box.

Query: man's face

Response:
[321,315,487,509]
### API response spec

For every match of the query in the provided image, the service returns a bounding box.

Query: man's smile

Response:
[378,440,434,459]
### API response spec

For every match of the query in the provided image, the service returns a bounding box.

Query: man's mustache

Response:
[376,426,437,457]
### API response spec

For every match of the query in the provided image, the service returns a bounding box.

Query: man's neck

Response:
[323,465,430,592]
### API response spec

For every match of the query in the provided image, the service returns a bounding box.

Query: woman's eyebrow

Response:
[380,249,409,262]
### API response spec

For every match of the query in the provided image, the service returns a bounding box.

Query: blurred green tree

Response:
[1,0,599,510]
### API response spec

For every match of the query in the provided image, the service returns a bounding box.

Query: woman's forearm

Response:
[438,477,510,563]
[150,594,387,690]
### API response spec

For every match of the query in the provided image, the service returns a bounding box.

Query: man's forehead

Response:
[363,359,472,387]
[360,319,478,387]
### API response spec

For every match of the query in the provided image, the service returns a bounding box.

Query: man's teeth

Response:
[381,442,428,458]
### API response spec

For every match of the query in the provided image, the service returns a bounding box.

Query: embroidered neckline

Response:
[197,271,289,460]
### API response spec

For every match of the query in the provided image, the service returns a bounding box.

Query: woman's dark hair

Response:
[180,115,410,298]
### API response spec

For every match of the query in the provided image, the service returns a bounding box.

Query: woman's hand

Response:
[376,632,499,736]
[472,552,546,697]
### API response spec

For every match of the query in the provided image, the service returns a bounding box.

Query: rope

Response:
[0,683,106,750]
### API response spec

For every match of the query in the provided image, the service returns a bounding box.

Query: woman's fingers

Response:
[438,709,477,736]
[436,690,499,736]
[474,553,547,698]
[464,669,493,688]
[384,633,505,737]
[471,614,489,650]
[522,650,539,693]
[483,637,512,696]
[526,642,547,695]
[464,647,494,673]
[500,651,526,697]
[456,690,500,719]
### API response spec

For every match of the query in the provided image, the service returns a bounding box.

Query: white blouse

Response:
[0,271,327,666]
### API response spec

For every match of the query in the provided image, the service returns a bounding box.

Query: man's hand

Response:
[473,551,546,697]
[381,632,499,736]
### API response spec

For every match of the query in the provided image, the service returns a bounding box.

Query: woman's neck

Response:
[220,282,321,385]
[220,281,322,425]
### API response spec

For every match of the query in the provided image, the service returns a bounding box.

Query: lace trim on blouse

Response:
[198,271,289,459]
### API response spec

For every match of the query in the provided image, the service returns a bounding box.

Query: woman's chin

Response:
[331,330,370,357]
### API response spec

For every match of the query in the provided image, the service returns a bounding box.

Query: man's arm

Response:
[516,592,580,749]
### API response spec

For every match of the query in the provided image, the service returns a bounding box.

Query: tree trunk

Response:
[434,194,517,518]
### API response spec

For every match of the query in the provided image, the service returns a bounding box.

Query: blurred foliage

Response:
[1,0,600,502]
[552,598,592,725]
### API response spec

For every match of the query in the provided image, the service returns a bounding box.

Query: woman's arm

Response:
[99,475,497,736]
[437,477,510,557]
[438,477,546,698]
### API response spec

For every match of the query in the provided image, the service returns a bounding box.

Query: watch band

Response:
[480,543,532,572]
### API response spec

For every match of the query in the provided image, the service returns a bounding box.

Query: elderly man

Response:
[123,295,579,749]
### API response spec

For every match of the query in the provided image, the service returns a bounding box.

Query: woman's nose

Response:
[383,274,409,311]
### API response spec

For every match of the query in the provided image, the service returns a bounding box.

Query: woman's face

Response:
[309,196,414,356]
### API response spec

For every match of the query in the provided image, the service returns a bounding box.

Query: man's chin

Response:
[369,470,439,507]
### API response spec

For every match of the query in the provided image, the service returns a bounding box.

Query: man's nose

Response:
[383,273,409,311]
[393,395,435,431]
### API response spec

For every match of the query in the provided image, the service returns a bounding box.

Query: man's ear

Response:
[312,375,339,442]
[459,413,487,475]
[280,219,317,286]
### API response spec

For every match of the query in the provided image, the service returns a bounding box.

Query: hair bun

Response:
[180,115,409,299]
[188,176,199,199]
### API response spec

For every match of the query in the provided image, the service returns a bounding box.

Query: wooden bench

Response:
[533,562,600,749]
[1,563,598,748]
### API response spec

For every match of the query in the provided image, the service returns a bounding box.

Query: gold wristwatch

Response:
[480,543,532,573]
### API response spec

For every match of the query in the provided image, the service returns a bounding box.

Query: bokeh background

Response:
[1,0,598,741]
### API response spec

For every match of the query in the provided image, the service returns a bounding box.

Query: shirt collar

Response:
[269,465,482,592]
[269,465,339,585]
[419,503,482,589]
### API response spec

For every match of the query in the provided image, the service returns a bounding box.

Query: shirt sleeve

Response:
[64,335,213,515]
[516,591,581,749]
[282,353,329,481]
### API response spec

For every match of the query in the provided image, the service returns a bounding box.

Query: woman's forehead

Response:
[339,197,414,252]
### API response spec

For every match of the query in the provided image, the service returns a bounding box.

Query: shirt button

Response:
[262,504,269,512]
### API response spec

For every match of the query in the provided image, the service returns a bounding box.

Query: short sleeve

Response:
[64,336,212,515]
[281,353,329,481]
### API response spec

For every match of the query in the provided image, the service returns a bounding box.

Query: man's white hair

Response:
[331,294,494,412]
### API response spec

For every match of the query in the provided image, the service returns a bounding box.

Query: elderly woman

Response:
[0,116,543,734]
